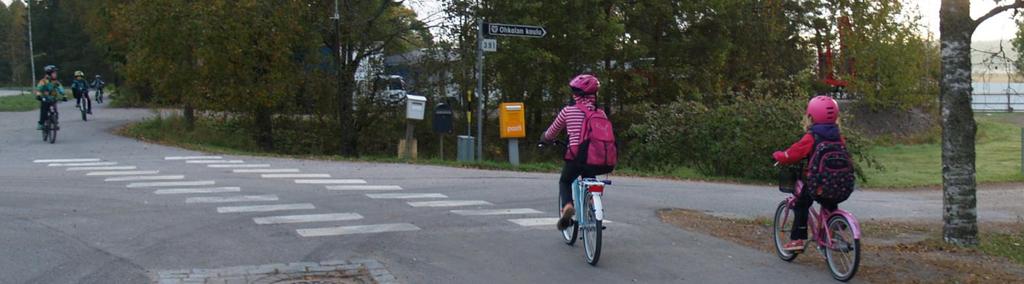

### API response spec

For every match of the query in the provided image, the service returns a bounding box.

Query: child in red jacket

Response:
[772,96,846,252]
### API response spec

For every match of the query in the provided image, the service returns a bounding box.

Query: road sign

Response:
[481,38,497,52]
[486,23,546,38]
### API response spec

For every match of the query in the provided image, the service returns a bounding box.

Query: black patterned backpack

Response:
[805,135,856,203]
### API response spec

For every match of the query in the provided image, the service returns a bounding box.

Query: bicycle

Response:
[772,165,861,281]
[539,140,610,265]
[79,91,92,121]
[94,87,104,104]
[40,96,61,144]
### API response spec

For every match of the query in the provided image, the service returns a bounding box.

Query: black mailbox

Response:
[433,103,453,134]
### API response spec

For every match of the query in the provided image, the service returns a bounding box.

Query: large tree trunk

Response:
[255,105,273,151]
[939,0,978,246]
[183,102,195,131]
[337,63,358,156]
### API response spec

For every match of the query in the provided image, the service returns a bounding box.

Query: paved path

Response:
[0,89,27,97]
[1,103,1020,283]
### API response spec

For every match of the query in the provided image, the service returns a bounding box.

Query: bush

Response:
[627,96,876,180]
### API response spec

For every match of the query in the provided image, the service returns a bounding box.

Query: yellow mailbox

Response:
[499,102,526,138]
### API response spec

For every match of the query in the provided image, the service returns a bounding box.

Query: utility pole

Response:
[27,0,36,87]
[475,20,485,161]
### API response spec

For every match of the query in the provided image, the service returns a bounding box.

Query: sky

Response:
[405,0,1021,43]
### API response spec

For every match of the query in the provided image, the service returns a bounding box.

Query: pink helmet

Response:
[807,96,839,124]
[569,74,600,95]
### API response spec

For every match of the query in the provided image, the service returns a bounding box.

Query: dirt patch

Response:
[658,209,1024,283]
[843,103,939,144]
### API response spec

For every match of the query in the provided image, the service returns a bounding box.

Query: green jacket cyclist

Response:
[36,65,67,130]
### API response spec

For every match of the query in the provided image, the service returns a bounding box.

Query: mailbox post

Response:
[433,103,454,159]
[402,95,427,159]
[499,103,526,165]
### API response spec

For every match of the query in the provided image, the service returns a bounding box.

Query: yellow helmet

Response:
[74,71,85,77]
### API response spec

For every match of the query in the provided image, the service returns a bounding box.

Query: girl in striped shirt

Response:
[541,74,600,230]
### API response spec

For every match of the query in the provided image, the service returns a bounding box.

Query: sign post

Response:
[474,22,546,162]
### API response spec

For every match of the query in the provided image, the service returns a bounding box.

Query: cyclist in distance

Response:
[540,74,601,231]
[35,65,67,130]
[71,70,91,114]
[91,74,105,103]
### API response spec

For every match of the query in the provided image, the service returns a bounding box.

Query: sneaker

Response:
[36,124,42,130]
[783,240,805,252]
[87,110,92,114]
[557,206,575,230]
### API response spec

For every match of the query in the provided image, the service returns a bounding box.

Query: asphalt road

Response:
[1,102,1021,283]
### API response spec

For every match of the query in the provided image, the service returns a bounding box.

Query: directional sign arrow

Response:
[486,23,547,38]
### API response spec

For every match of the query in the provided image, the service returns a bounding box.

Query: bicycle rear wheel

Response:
[582,192,601,265]
[825,215,860,282]
[773,200,798,261]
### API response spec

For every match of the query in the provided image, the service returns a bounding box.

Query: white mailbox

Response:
[406,95,427,120]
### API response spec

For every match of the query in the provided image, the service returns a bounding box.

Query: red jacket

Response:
[773,133,846,165]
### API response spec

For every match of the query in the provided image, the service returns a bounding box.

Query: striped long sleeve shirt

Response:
[543,96,596,148]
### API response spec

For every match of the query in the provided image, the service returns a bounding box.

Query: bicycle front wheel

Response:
[46,119,57,144]
[81,107,87,121]
[773,200,798,261]
[561,213,578,246]
[825,215,860,282]
[582,192,602,265]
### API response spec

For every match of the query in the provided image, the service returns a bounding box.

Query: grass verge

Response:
[658,208,1024,283]
[861,114,1024,188]
[0,93,37,112]
[118,112,1024,189]
[117,114,769,183]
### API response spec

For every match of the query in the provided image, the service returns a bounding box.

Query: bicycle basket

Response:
[778,166,801,193]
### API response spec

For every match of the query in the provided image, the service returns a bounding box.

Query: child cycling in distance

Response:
[771,96,849,252]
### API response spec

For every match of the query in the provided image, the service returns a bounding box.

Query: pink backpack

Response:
[570,105,617,174]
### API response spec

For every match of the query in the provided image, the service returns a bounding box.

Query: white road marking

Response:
[508,217,614,227]
[67,166,136,171]
[164,156,222,160]
[253,213,363,225]
[261,174,331,178]
[407,200,493,207]
[366,193,446,199]
[325,185,402,191]
[104,175,185,182]
[127,180,215,188]
[185,194,279,204]
[507,218,559,227]
[186,160,244,164]
[208,164,271,168]
[154,187,241,195]
[48,162,117,167]
[34,158,101,163]
[216,203,315,213]
[232,168,300,173]
[295,179,367,184]
[86,170,160,176]
[450,208,543,216]
[296,223,420,237]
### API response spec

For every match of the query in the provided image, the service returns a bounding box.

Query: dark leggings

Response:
[38,99,55,124]
[791,186,839,240]
[76,92,91,110]
[559,161,595,208]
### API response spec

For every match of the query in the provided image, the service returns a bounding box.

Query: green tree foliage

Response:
[823,0,939,110]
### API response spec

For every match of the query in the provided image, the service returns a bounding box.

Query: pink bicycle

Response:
[772,167,861,282]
